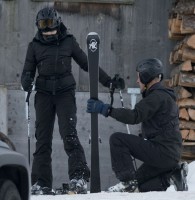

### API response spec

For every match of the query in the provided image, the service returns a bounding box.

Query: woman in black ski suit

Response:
[21,7,124,194]
[87,58,188,192]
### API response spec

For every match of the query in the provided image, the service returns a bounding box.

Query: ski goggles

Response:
[37,19,58,30]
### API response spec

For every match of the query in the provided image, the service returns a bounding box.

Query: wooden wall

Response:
[0,0,174,91]
[0,0,176,189]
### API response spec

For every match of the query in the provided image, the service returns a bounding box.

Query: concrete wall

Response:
[0,0,175,89]
[0,0,175,190]
[0,86,7,135]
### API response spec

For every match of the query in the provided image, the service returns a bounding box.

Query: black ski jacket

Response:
[110,82,182,161]
[21,23,111,94]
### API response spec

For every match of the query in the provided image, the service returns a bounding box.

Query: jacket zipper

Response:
[53,42,59,95]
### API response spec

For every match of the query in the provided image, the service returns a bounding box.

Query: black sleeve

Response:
[21,42,37,81]
[71,36,111,87]
[109,92,162,124]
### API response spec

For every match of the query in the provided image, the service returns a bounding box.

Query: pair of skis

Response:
[87,32,101,193]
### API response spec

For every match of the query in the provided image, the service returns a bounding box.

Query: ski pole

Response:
[109,82,115,106]
[113,74,130,134]
[119,90,131,134]
[114,74,138,171]
[25,90,31,165]
[119,89,138,171]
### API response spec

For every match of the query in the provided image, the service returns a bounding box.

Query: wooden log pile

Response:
[168,0,195,40]
[168,0,195,161]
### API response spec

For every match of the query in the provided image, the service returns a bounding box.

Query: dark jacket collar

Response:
[143,82,176,101]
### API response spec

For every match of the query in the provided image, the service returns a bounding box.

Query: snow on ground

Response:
[31,191,195,200]
[31,161,195,200]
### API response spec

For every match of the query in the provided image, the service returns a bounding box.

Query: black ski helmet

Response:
[136,58,163,84]
[36,7,61,32]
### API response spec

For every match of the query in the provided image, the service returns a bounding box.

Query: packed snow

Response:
[31,161,195,200]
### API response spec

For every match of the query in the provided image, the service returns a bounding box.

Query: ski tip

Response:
[88,32,98,36]
[86,32,100,44]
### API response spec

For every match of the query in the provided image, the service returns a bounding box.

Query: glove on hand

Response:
[108,76,125,90]
[87,99,111,117]
[21,72,34,92]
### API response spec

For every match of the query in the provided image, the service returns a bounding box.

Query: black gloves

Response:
[87,99,111,117]
[21,72,34,92]
[107,75,125,90]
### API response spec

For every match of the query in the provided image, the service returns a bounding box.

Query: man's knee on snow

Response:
[138,176,170,192]
[115,169,136,182]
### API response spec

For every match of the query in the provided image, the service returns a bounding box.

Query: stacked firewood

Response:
[168,0,195,161]
[168,0,195,40]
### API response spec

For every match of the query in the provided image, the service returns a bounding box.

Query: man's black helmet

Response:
[36,7,61,32]
[136,58,163,84]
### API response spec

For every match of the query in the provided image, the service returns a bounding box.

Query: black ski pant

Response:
[109,132,179,191]
[31,91,90,188]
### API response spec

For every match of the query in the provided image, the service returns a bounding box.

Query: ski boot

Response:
[31,182,55,195]
[68,178,87,194]
[170,161,188,191]
[108,180,138,192]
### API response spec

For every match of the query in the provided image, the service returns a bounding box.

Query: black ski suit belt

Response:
[35,74,76,95]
